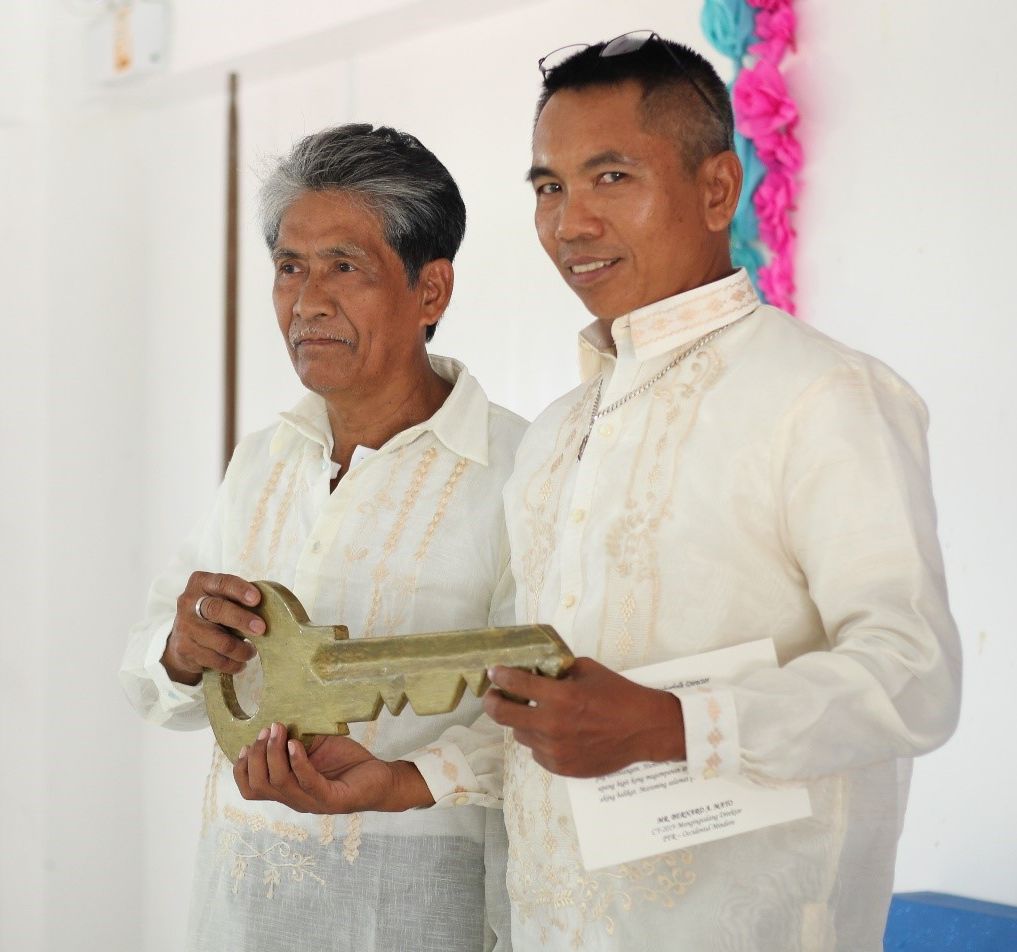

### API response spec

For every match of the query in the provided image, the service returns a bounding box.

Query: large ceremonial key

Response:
[203,580,574,763]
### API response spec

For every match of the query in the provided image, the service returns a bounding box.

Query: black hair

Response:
[537,37,734,172]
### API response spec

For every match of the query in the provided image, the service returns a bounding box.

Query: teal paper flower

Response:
[701,0,757,63]
[734,131,766,232]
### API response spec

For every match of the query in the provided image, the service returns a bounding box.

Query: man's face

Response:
[530,80,719,320]
[272,190,430,399]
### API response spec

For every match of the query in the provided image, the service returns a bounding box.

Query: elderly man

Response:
[120,124,523,952]
[238,35,961,952]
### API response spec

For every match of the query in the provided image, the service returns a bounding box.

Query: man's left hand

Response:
[233,724,434,813]
[483,656,686,777]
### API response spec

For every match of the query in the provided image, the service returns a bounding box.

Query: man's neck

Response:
[324,353,452,479]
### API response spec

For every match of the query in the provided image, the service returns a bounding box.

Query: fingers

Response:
[199,626,257,664]
[483,662,575,728]
[193,584,265,639]
[203,572,262,610]
[186,571,264,636]
[287,739,334,801]
[234,724,338,813]
[242,727,272,792]
[263,722,294,787]
[166,617,256,676]
[166,572,265,680]
[484,685,540,729]
[235,724,314,812]
[487,665,557,703]
[233,747,254,799]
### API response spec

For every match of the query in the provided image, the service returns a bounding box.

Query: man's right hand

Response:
[161,572,265,685]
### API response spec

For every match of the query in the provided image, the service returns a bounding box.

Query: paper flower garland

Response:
[702,0,801,314]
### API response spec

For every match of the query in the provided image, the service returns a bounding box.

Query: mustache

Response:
[288,326,356,347]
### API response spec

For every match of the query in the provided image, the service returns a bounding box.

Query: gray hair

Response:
[259,123,467,288]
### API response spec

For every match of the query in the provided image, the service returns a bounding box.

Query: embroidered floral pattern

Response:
[362,447,438,637]
[415,458,470,561]
[218,828,326,899]
[596,347,726,669]
[237,460,287,567]
[504,322,755,941]
[628,271,758,355]
[505,740,697,946]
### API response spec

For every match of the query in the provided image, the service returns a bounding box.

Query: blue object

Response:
[730,131,766,292]
[701,0,757,63]
[730,224,764,289]
[884,892,1017,951]
[734,131,765,228]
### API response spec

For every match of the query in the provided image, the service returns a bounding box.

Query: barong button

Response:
[454,794,469,806]
[571,508,586,523]
[562,594,576,609]
[598,423,614,437]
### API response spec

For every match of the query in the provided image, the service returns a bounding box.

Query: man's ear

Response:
[417,259,454,330]
[699,150,743,233]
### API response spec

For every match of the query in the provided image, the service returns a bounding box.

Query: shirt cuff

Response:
[142,620,205,715]
[671,685,740,780]
[403,741,496,808]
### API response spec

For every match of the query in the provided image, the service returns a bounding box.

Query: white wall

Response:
[3,0,1013,948]
[0,1,49,942]
[795,1,1017,902]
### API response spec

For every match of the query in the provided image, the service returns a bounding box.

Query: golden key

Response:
[203,580,574,763]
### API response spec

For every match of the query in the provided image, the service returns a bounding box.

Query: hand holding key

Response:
[162,571,265,685]
[234,724,435,813]
[204,580,573,763]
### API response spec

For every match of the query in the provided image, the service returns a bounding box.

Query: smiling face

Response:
[530,80,738,321]
[271,190,440,400]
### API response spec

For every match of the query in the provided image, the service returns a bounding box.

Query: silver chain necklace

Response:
[577,317,746,460]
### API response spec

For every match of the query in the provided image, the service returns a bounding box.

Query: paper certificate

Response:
[566,639,811,870]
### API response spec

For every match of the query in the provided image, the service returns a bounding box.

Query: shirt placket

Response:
[550,349,642,642]
[291,443,357,609]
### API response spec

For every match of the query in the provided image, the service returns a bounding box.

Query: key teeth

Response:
[346,667,515,724]
[380,686,409,717]
[401,672,470,716]
[463,669,489,696]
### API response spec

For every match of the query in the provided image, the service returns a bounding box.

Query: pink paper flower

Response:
[750,5,796,60]
[758,254,796,314]
[754,169,797,252]
[746,0,792,12]
[754,128,803,172]
[711,0,801,317]
[733,60,798,139]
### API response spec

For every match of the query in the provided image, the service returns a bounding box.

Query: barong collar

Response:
[269,355,491,467]
[578,268,760,381]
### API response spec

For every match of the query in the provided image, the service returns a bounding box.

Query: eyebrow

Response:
[271,243,370,262]
[526,150,640,182]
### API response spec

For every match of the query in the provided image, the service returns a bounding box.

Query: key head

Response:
[203,580,350,763]
[203,582,577,764]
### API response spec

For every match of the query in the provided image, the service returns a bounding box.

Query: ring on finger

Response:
[194,595,212,621]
